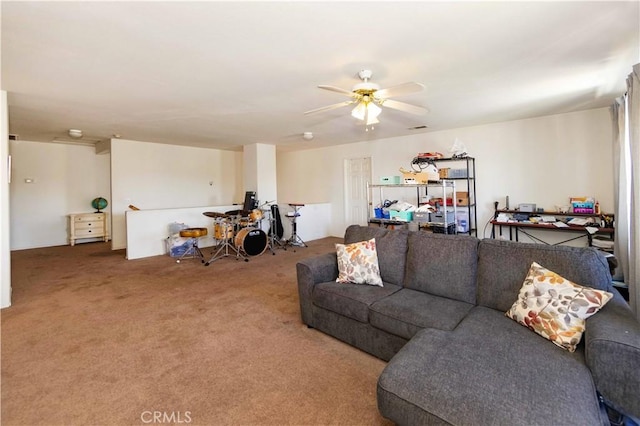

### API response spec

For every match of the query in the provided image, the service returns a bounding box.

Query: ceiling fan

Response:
[304,70,428,128]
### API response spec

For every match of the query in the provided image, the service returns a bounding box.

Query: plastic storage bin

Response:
[389,210,414,221]
[380,176,401,184]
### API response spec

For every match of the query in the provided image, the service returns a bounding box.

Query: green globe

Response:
[91,197,108,212]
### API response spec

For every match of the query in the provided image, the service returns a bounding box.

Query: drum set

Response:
[202,205,277,266]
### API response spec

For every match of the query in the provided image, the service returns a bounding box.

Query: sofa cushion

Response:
[335,238,382,286]
[477,239,612,312]
[312,281,402,323]
[506,262,612,352]
[344,225,408,286]
[404,232,479,304]
[369,288,473,340]
[377,306,607,426]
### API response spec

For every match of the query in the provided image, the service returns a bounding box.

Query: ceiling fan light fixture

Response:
[307,69,427,128]
[351,102,367,121]
[352,101,382,125]
[367,102,382,119]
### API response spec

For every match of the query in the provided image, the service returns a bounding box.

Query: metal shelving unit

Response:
[412,156,477,236]
[367,180,458,234]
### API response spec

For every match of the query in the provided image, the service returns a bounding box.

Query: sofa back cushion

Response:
[477,238,613,312]
[404,232,479,304]
[344,225,408,286]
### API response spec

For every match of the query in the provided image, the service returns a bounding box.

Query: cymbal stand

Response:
[256,200,277,254]
[204,222,248,266]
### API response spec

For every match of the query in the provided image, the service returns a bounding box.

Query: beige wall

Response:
[7,107,613,252]
[110,139,243,250]
[9,141,111,250]
[277,107,613,242]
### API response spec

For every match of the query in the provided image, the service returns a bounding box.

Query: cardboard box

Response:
[402,172,428,184]
[438,168,450,179]
[456,191,469,206]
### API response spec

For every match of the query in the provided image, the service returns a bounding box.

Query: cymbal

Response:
[203,211,229,218]
[225,209,251,217]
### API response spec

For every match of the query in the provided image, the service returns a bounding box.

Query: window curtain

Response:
[611,63,640,320]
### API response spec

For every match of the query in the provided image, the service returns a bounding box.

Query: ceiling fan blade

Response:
[374,82,425,99]
[379,99,429,115]
[304,100,357,115]
[318,85,358,98]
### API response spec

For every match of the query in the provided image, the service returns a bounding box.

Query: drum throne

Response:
[176,227,208,263]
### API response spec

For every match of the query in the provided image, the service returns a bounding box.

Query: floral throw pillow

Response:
[336,238,383,287]
[505,262,612,352]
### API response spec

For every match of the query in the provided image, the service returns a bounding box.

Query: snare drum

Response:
[214,220,234,240]
[234,227,267,256]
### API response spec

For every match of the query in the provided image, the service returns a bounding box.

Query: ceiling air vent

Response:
[8,134,19,141]
[408,125,428,130]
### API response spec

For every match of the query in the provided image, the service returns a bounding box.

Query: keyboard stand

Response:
[285,203,307,250]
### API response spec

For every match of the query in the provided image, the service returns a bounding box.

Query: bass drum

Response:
[234,227,267,256]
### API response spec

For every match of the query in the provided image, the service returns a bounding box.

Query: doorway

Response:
[344,157,372,226]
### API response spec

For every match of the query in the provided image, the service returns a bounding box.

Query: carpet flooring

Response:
[2,238,393,426]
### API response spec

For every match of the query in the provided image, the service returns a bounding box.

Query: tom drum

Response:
[249,209,263,223]
[234,227,267,256]
[214,220,234,240]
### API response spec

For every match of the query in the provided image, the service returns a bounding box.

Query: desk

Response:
[490,220,614,247]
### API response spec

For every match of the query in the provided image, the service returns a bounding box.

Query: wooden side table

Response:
[68,212,109,246]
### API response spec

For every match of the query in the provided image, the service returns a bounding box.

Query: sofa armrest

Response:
[296,253,338,327]
[585,291,640,419]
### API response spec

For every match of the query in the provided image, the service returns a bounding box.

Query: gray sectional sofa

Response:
[296,225,640,425]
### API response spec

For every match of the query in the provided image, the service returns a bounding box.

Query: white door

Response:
[344,157,372,226]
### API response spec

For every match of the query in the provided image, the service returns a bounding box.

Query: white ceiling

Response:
[2,1,639,152]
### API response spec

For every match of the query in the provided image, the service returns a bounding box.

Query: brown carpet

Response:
[2,238,393,426]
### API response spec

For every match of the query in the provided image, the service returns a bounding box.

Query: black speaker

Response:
[243,191,257,211]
